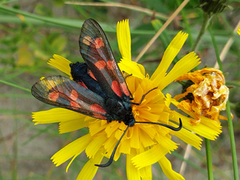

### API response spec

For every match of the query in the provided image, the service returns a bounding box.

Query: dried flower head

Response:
[174,68,229,125]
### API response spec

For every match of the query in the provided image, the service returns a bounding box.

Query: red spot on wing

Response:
[95,60,106,70]
[78,81,88,88]
[90,104,107,114]
[107,60,118,71]
[107,60,113,70]
[48,92,59,101]
[70,90,78,101]
[95,37,104,49]
[70,101,81,108]
[120,83,130,96]
[111,81,122,97]
[106,60,130,96]
[88,69,97,81]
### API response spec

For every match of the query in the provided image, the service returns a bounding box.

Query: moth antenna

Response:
[135,118,182,131]
[95,126,129,167]
[124,73,132,80]
[131,87,158,105]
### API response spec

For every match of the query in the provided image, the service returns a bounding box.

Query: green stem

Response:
[226,101,239,180]
[205,138,213,180]
[209,27,223,70]
[191,12,212,52]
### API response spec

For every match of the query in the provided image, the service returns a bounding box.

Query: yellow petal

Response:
[117,126,132,155]
[170,124,202,150]
[115,122,127,139]
[138,128,156,147]
[170,105,222,140]
[131,144,169,169]
[158,156,185,180]
[126,150,140,180]
[59,118,90,134]
[118,59,145,79]
[116,19,146,79]
[139,125,157,140]
[158,112,170,123]
[138,108,160,121]
[48,54,72,76]
[125,75,137,94]
[158,52,200,90]
[117,19,131,61]
[119,137,131,154]
[103,132,118,158]
[66,153,79,172]
[105,121,120,137]
[51,134,91,166]
[129,126,140,149]
[85,134,107,158]
[139,165,152,179]
[132,83,144,103]
[109,123,128,160]
[88,120,108,136]
[32,108,84,125]
[144,104,165,114]
[151,31,189,83]
[155,134,178,151]
[76,151,104,180]
[196,116,222,139]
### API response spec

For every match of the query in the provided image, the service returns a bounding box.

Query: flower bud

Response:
[199,0,228,15]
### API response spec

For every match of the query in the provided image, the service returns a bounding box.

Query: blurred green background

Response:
[0,0,240,179]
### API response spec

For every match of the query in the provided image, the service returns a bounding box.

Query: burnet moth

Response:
[31,19,182,167]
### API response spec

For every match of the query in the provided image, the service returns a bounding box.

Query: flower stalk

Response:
[191,12,212,52]
[205,139,213,180]
[209,27,223,71]
[226,101,239,180]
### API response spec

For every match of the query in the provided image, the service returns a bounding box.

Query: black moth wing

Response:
[79,18,131,99]
[31,75,108,120]
[70,62,107,98]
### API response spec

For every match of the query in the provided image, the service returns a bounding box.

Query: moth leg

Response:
[131,87,158,105]
[95,126,129,167]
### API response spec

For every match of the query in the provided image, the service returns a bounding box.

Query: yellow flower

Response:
[174,68,229,125]
[32,20,220,180]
